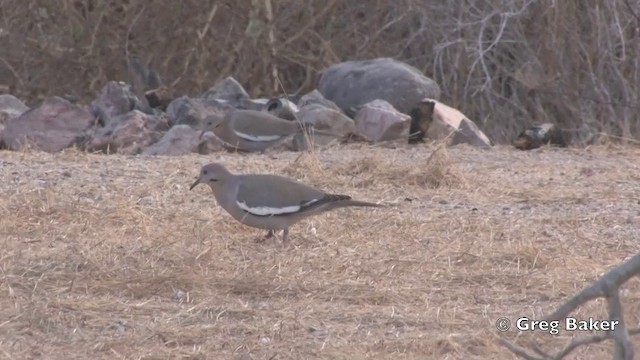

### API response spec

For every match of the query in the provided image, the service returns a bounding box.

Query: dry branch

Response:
[545,252,640,321]
[503,251,640,360]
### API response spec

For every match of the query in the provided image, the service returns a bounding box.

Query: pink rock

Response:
[90,81,139,120]
[142,125,223,156]
[87,110,169,155]
[354,100,411,142]
[2,96,94,152]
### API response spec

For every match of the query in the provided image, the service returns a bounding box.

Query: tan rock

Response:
[409,98,491,147]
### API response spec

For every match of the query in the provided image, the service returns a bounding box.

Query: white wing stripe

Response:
[234,130,282,142]
[237,200,300,216]
[300,199,319,207]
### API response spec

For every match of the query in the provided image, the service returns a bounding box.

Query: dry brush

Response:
[1,0,639,142]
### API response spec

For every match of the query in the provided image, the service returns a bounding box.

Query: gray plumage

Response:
[201,109,305,153]
[190,163,383,245]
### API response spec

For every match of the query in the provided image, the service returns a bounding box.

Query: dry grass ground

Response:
[1,143,640,359]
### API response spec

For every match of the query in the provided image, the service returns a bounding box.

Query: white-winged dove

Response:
[201,109,305,153]
[190,163,384,245]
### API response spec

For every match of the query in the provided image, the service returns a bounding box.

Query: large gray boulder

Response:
[2,96,94,152]
[317,58,441,116]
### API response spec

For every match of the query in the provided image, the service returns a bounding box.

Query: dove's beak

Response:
[189,178,200,190]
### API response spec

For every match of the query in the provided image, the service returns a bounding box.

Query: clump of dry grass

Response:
[334,142,466,190]
[420,144,465,188]
[280,151,324,181]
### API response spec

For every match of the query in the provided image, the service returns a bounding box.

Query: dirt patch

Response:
[1,143,639,359]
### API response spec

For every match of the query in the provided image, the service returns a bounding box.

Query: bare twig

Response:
[264,0,278,93]
[197,4,219,41]
[125,5,150,110]
[83,6,106,59]
[281,0,338,47]
[544,252,640,321]
[502,328,640,360]
[623,0,640,22]
[171,3,219,88]
[503,251,640,359]
[0,57,24,87]
[608,291,634,360]
[499,339,545,360]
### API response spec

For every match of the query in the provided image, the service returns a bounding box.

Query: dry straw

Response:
[421,142,465,189]
[1,145,640,359]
